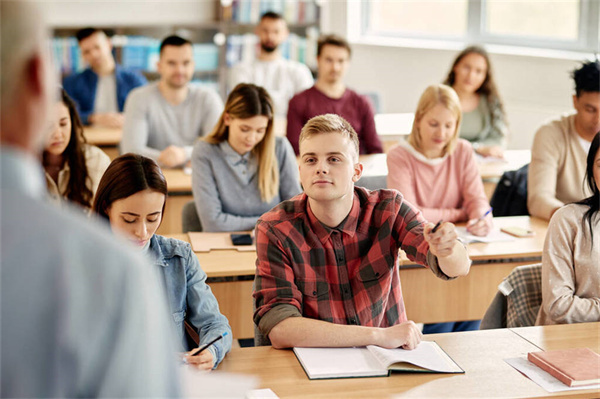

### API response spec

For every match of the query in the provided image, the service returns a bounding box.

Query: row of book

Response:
[53,28,318,77]
[224,0,319,25]
[52,36,219,75]
[225,28,318,68]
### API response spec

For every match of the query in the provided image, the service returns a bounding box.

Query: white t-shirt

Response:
[94,74,118,114]
[229,58,313,117]
[576,134,592,155]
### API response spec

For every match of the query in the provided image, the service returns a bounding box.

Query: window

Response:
[359,0,600,54]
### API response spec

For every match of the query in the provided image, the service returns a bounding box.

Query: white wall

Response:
[321,1,585,150]
[40,0,216,27]
[41,0,587,150]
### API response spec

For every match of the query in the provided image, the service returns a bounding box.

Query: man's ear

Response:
[352,161,363,183]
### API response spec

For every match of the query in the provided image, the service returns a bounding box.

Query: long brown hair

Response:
[204,83,278,202]
[43,89,93,208]
[444,45,506,117]
[92,153,168,222]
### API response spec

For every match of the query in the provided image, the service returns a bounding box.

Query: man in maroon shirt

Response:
[286,35,383,155]
[254,114,471,349]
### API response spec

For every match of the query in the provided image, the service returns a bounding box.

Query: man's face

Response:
[316,45,350,85]
[256,17,288,53]
[573,91,600,138]
[79,32,113,72]
[298,132,361,203]
[157,44,194,89]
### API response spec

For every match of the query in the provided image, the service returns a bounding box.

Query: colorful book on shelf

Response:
[293,341,463,380]
[527,348,600,387]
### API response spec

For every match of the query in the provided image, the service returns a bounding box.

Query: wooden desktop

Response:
[215,322,600,398]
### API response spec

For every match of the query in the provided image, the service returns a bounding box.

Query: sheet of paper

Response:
[504,357,600,393]
[246,388,279,399]
[456,226,516,244]
[367,341,462,373]
[181,364,258,398]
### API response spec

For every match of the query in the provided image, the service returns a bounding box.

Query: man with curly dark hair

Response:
[528,60,600,220]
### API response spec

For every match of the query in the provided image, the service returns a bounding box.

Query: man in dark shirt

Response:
[286,35,383,155]
[254,114,471,349]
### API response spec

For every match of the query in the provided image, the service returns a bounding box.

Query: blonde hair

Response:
[204,83,278,202]
[409,84,462,157]
[299,114,359,161]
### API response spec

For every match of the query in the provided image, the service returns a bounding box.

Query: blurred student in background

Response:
[63,27,147,127]
[444,45,508,158]
[528,60,599,220]
[43,88,110,210]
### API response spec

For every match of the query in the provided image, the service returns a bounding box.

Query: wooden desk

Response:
[217,326,600,398]
[400,216,547,324]
[157,169,193,235]
[357,150,531,181]
[510,322,600,353]
[168,216,548,339]
[83,126,121,160]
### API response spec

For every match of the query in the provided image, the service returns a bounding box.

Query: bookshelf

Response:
[51,0,320,99]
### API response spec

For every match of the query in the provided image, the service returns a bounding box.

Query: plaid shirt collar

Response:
[306,191,360,245]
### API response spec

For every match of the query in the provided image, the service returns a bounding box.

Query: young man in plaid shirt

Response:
[253,114,471,350]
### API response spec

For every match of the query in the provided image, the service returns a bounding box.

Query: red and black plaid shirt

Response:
[253,187,451,336]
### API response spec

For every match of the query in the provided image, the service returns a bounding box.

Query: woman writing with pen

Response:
[92,154,232,369]
[387,84,493,237]
[387,84,492,334]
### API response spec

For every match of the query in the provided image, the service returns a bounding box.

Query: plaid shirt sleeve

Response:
[253,218,303,336]
[391,193,454,280]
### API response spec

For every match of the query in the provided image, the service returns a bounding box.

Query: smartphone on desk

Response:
[230,233,253,246]
[501,226,535,238]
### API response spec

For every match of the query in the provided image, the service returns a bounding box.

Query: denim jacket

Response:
[62,64,147,124]
[149,235,232,367]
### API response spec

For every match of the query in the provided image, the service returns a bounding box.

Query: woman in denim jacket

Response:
[92,153,232,370]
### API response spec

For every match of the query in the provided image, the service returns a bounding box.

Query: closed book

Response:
[527,348,600,387]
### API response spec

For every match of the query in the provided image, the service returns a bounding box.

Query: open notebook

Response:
[293,341,463,380]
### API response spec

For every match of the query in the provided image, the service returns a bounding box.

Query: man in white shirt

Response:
[122,35,223,168]
[229,12,313,117]
[0,3,180,397]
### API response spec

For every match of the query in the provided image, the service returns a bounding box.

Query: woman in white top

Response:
[42,88,110,210]
[536,132,600,325]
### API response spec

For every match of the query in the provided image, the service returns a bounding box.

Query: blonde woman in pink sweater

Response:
[387,84,492,334]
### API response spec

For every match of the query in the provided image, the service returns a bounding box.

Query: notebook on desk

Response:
[293,341,463,380]
[188,232,256,252]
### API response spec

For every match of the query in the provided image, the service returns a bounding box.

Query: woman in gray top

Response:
[192,83,302,232]
[444,45,508,158]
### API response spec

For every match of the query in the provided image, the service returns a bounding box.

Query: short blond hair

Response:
[299,114,359,160]
[409,84,462,157]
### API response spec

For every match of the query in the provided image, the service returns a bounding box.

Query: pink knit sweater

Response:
[386,139,490,223]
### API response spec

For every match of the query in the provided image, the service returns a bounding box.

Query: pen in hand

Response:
[478,207,493,221]
[431,220,443,234]
[192,332,228,356]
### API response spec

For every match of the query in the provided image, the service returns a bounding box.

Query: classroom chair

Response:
[182,200,203,233]
[480,263,542,329]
